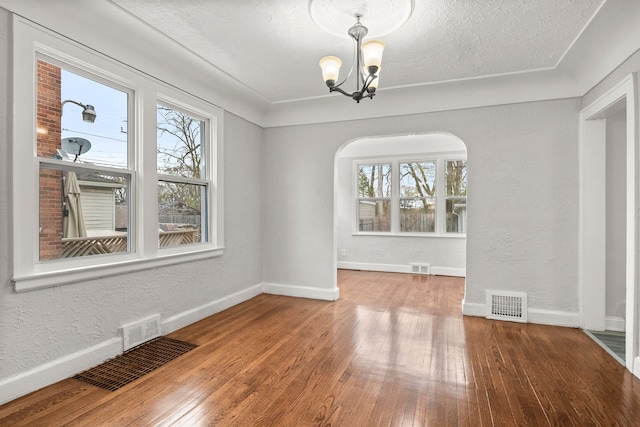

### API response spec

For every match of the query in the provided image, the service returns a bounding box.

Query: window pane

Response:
[158,181,205,247]
[400,198,435,232]
[446,160,467,233]
[47,65,128,167]
[157,105,205,178]
[399,161,436,198]
[358,164,391,198]
[446,160,467,196]
[358,200,391,232]
[39,166,130,261]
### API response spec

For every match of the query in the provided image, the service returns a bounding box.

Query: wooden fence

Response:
[61,229,198,257]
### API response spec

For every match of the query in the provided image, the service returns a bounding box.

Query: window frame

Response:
[353,153,466,237]
[11,17,224,291]
[156,96,215,253]
[356,162,392,232]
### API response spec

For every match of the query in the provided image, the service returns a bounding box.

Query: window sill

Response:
[12,247,224,292]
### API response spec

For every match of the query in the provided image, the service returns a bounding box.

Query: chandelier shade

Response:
[361,40,385,69]
[319,56,343,85]
[318,17,385,103]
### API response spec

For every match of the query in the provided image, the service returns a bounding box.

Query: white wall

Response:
[606,108,628,323]
[0,6,264,402]
[336,134,466,276]
[263,98,580,324]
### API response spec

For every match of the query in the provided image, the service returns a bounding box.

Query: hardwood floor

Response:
[2,270,640,426]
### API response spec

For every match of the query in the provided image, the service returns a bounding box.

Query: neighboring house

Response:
[77,173,125,236]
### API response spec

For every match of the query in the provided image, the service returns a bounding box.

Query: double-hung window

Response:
[445,160,468,233]
[399,161,436,232]
[355,155,466,235]
[12,18,223,291]
[357,163,391,232]
[156,102,210,248]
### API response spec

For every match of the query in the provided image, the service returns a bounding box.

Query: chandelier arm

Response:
[361,73,374,92]
[333,38,358,89]
[329,86,353,97]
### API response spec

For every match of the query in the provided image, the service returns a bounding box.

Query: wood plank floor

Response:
[2,270,640,426]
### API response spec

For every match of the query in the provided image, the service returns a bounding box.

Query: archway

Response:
[333,132,468,291]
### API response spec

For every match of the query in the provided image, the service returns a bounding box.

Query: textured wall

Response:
[0,84,263,384]
[263,99,580,313]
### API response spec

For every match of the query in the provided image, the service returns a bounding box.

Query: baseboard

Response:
[263,282,340,301]
[0,337,121,405]
[633,356,640,379]
[431,267,466,277]
[462,300,580,327]
[338,261,465,277]
[0,284,264,406]
[605,316,626,332]
[162,283,264,334]
[462,300,485,317]
[528,308,580,327]
[338,261,411,273]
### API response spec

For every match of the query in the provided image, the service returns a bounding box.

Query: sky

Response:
[61,69,129,168]
[60,69,198,172]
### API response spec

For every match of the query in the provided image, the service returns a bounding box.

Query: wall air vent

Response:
[486,291,527,323]
[122,314,161,351]
[410,263,431,275]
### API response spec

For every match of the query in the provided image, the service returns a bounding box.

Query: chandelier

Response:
[319,16,385,103]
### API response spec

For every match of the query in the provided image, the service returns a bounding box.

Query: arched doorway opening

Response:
[334,132,468,291]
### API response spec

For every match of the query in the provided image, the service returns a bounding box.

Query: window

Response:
[357,163,391,232]
[446,160,467,233]
[37,60,131,262]
[399,161,436,232]
[12,21,223,291]
[157,103,209,248]
[355,155,466,235]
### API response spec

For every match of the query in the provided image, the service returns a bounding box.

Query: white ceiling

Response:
[109,0,605,104]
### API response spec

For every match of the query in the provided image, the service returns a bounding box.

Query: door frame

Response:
[579,73,639,375]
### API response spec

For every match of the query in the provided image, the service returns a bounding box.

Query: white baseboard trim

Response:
[338,261,410,273]
[162,283,264,335]
[605,316,626,332]
[263,282,340,301]
[527,308,580,327]
[462,300,485,317]
[431,267,466,277]
[337,261,465,277]
[461,300,579,327]
[0,337,121,405]
[633,356,640,379]
[0,284,265,406]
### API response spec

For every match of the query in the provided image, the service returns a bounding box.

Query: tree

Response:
[400,162,435,209]
[157,107,204,210]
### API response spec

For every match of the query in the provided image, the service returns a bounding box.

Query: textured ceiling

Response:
[109,0,604,104]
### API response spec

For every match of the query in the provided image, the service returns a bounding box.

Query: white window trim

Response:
[11,16,224,292]
[352,152,466,238]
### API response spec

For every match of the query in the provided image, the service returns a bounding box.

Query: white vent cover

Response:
[122,314,161,351]
[486,291,527,323]
[410,263,431,274]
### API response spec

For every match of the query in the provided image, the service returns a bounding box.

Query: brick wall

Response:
[37,60,63,261]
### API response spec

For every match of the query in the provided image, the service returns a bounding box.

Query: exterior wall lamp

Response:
[61,99,97,123]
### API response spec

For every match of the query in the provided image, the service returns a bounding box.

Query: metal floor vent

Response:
[486,290,528,323]
[73,337,197,391]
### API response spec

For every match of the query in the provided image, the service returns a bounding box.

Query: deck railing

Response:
[61,229,197,257]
